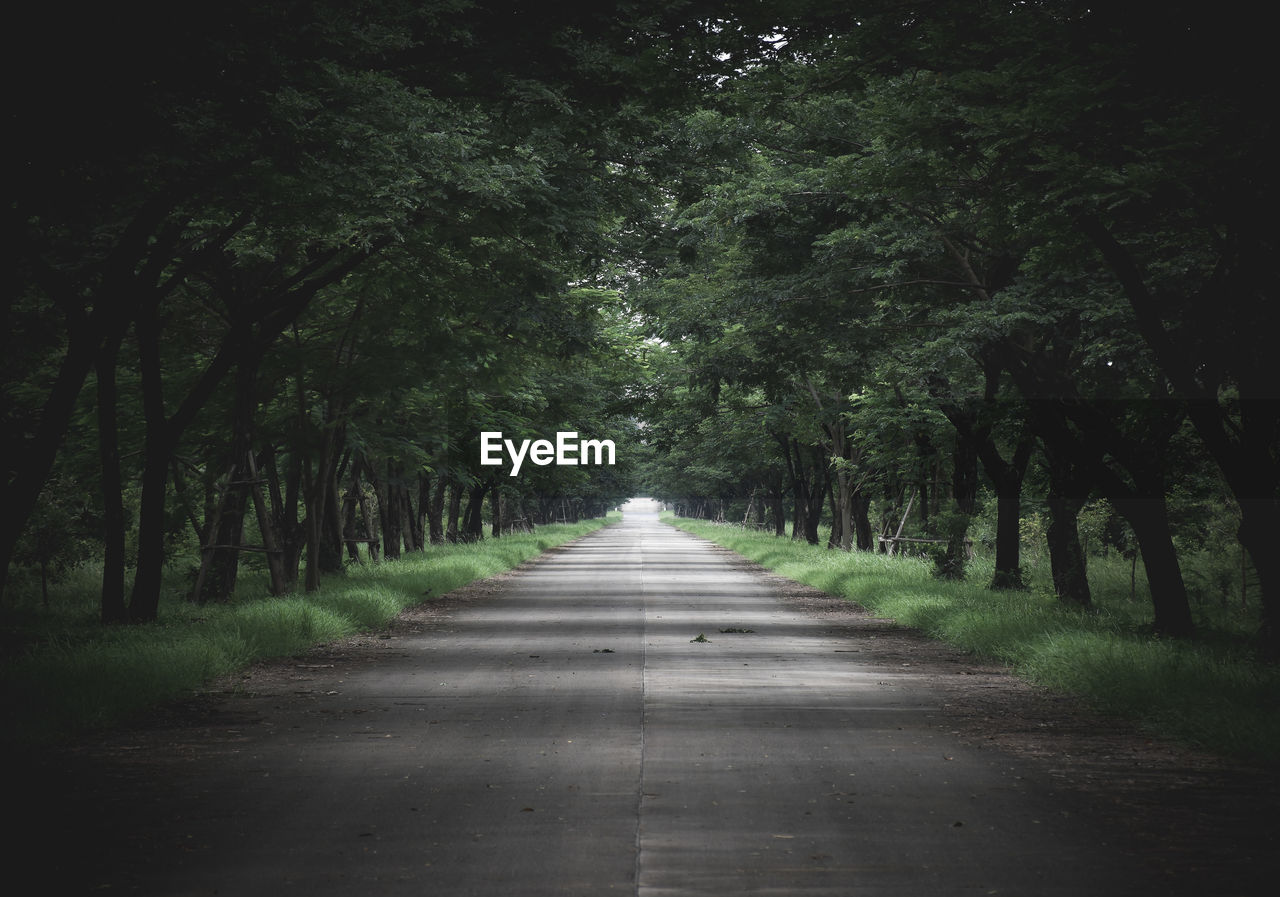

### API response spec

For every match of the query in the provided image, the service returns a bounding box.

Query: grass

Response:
[668,515,1280,766]
[1,516,615,748]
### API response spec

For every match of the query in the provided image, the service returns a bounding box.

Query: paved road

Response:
[34,502,1213,894]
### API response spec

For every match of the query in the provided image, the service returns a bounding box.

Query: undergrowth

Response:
[669,516,1280,766]
[1,516,614,748]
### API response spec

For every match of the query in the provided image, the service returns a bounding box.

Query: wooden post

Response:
[888,489,916,558]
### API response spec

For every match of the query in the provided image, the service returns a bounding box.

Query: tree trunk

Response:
[1042,440,1092,606]
[319,468,346,573]
[1237,498,1280,658]
[803,446,826,545]
[95,331,128,623]
[1046,492,1091,607]
[837,476,853,551]
[446,481,462,543]
[491,486,503,538]
[852,488,873,551]
[411,472,429,550]
[374,457,402,560]
[769,475,787,537]
[264,443,305,589]
[914,431,936,531]
[302,462,327,583]
[833,432,854,552]
[197,481,248,603]
[783,437,824,545]
[342,490,362,563]
[991,486,1026,590]
[400,475,422,551]
[304,412,346,591]
[1113,496,1194,636]
[981,437,1034,590]
[427,473,446,544]
[352,466,381,562]
[935,512,971,581]
[937,423,979,580]
[463,479,491,542]
[196,349,262,603]
[129,435,177,620]
[825,474,842,550]
[774,433,806,541]
[128,315,178,621]
[951,421,979,517]
[246,450,289,595]
[132,316,250,618]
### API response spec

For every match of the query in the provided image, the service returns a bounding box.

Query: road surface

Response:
[25,500,1272,894]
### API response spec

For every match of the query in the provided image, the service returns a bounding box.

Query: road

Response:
[27,501,1269,894]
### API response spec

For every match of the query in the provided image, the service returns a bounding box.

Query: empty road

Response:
[28,500,1271,895]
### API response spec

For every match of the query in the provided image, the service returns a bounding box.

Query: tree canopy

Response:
[6,1,1277,654]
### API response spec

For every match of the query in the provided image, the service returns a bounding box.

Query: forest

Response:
[6,0,1278,665]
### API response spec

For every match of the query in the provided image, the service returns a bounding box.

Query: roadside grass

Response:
[1,516,615,748]
[669,516,1280,766]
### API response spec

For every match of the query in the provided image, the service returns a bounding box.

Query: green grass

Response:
[669,515,1280,766]
[1,516,615,748]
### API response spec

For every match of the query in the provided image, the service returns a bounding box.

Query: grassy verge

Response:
[668,515,1280,766]
[1,516,615,748]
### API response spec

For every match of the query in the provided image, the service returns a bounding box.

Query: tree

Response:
[7,0,767,617]
[628,1,1261,639]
